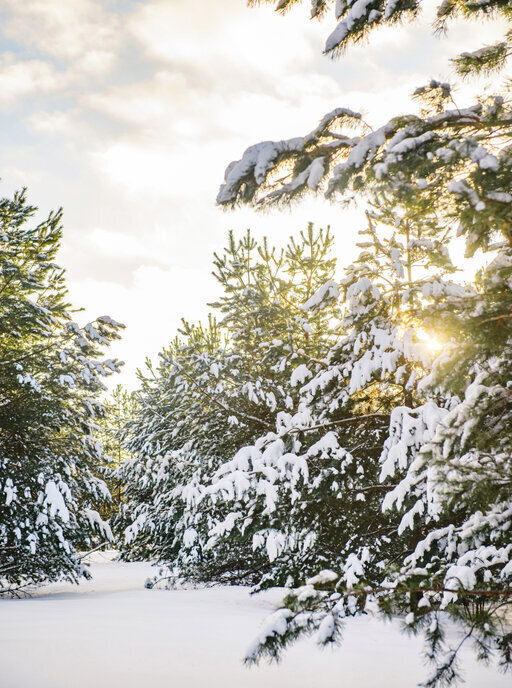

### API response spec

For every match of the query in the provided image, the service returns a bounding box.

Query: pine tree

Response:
[197,200,459,640]
[212,5,512,684]
[95,385,137,522]
[0,189,123,595]
[119,226,340,585]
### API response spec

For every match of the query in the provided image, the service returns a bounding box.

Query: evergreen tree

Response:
[95,385,137,522]
[120,226,340,584]
[0,189,123,595]
[211,5,512,684]
[197,202,463,644]
[211,194,512,687]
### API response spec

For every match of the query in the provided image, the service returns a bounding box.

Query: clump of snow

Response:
[44,480,70,523]
[301,280,340,311]
[290,364,312,387]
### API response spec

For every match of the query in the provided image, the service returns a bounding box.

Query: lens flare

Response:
[416,328,443,354]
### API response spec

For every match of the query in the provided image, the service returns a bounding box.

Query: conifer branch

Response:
[175,364,273,429]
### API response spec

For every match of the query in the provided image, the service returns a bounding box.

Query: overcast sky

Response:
[0,0,506,388]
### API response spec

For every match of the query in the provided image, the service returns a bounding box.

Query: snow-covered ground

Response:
[0,552,509,688]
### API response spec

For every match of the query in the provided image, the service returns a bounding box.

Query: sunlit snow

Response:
[0,552,509,688]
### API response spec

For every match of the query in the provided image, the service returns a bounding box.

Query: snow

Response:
[328,123,391,189]
[306,156,325,189]
[290,363,312,387]
[388,131,434,155]
[470,146,499,171]
[325,0,375,52]
[485,190,512,203]
[0,552,509,688]
[83,508,113,540]
[217,138,304,204]
[306,569,338,585]
[265,529,286,561]
[44,480,70,524]
[383,0,400,19]
[16,372,42,392]
[266,157,326,199]
[97,315,123,327]
[301,279,340,311]
[315,612,336,644]
[245,607,293,661]
[84,323,107,344]
[4,477,16,506]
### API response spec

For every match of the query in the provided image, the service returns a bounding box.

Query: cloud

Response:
[24,109,83,136]
[78,4,343,203]
[83,71,192,135]
[127,0,318,73]
[0,0,120,74]
[0,54,67,106]
[92,142,190,195]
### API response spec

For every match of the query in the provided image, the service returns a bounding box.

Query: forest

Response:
[1,1,511,687]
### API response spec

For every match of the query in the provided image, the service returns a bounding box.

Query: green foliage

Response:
[452,38,511,78]
[120,225,340,583]
[0,189,124,594]
[218,93,512,265]
[95,385,138,521]
[210,224,337,357]
[114,2,512,684]
[212,4,512,684]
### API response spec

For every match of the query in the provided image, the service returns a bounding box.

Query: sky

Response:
[0,0,506,388]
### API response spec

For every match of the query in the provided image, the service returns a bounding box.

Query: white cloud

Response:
[127,0,320,75]
[24,109,83,136]
[83,71,191,133]
[0,54,66,106]
[91,142,187,195]
[1,0,120,74]
[85,227,164,262]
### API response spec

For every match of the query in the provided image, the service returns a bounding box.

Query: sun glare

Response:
[417,328,443,354]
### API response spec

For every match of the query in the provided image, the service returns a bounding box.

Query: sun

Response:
[416,328,443,354]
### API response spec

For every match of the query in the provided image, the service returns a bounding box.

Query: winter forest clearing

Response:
[0,552,509,688]
[2,1,512,687]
